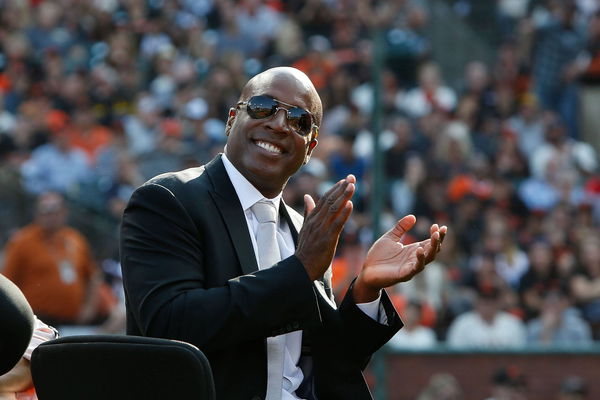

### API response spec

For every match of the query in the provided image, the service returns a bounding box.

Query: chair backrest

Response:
[31,335,216,400]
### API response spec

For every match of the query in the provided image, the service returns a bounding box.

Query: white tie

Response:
[252,201,281,269]
[251,201,286,400]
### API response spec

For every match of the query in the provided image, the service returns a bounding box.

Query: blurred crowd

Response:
[0,0,599,356]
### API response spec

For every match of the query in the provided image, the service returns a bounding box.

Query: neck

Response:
[251,177,286,199]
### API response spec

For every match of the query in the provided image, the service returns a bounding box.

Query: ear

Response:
[303,139,318,164]
[225,108,237,136]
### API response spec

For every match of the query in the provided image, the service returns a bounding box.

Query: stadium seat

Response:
[31,335,215,400]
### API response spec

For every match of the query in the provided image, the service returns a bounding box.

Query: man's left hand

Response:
[353,215,447,303]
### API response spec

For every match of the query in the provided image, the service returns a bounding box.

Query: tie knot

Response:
[251,200,278,224]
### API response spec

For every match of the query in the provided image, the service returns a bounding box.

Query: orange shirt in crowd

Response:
[65,125,113,163]
[3,224,97,323]
[292,57,337,90]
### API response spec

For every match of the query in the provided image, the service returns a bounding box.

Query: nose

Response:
[266,107,293,135]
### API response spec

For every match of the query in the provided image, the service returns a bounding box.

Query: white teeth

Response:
[256,141,282,154]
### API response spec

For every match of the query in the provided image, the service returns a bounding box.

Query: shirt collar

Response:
[221,153,282,212]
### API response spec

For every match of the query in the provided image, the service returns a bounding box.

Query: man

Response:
[446,286,526,349]
[526,288,592,346]
[3,192,103,327]
[120,67,446,399]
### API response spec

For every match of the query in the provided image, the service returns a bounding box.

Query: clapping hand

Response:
[296,175,356,281]
[353,215,447,303]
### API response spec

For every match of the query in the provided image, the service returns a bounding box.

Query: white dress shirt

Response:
[221,154,380,399]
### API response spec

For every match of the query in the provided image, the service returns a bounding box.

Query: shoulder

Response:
[452,311,479,327]
[497,312,525,327]
[145,166,208,190]
[7,224,40,246]
[61,226,90,244]
[125,163,219,221]
[135,165,211,202]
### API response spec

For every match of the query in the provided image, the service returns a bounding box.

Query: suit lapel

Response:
[205,155,258,275]
[279,202,302,246]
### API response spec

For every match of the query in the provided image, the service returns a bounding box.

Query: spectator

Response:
[485,365,528,400]
[388,299,437,350]
[137,118,187,180]
[389,153,426,218]
[2,192,109,327]
[484,215,530,289]
[530,112,597,185]
[507,92,545,159]
[63,105,113,165]
[531,0,587,138]
[519,239,561,319]
[558,376,589,400]
[123,94,162,157]
[20,112,91,195]
[292,35,336,91]
[446,286,527,348]
[397,61,457,119]
[526,288,592,346]
[417,373,464,400]
[570,235,600,339]
[328,130,368,209]
[180,97,223,164]
[235,0,282,58]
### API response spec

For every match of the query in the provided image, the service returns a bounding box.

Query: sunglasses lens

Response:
[243,95,313,136]
[287,107,312,136]
[246,96,277,119]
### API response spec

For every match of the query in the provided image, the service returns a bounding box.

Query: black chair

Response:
[31,335,216,400]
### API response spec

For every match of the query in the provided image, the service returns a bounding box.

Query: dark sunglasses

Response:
[237,95,317,137]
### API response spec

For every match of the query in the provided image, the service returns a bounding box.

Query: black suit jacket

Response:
[120,155,402,399]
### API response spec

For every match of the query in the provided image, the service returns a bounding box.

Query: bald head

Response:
[241,67,323,127]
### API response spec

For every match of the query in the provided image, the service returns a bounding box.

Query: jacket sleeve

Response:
[310,279,402,370]
[120,183,322,352]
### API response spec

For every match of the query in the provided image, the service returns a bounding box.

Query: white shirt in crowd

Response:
[446,311,527,349]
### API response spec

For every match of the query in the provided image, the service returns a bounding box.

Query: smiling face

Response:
[224,67,321,198]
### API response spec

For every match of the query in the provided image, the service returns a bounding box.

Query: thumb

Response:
[384,214,417,242]
[304,194,316,219]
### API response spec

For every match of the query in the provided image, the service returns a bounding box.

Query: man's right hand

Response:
[295,175,356,281]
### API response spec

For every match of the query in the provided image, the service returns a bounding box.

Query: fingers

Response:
[330,200,353,234]
[438,225,448,246]
[429,224,447,252]
[327,182,355,219]
[416,246,425,268]
[430,224,439,235]
[419,224,448,265]
[312,175,355,221]
[385,214,417,242]
[303,194,316,218]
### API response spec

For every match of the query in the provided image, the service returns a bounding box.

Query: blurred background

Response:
[0,0,599,399]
